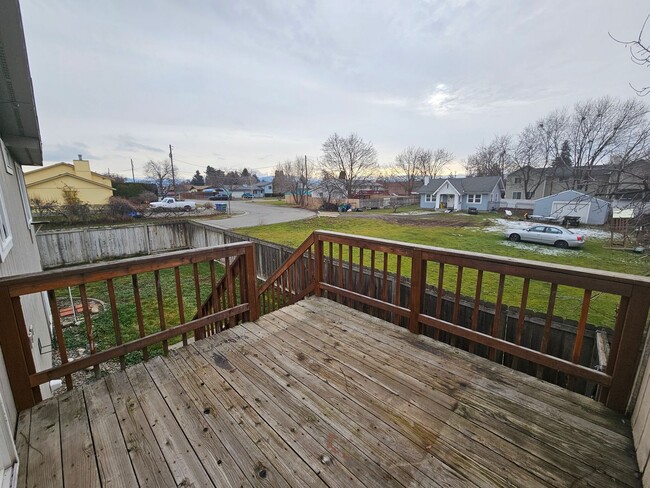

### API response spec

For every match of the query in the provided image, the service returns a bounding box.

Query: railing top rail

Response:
[0,241,253,297]
[313,230,650,292]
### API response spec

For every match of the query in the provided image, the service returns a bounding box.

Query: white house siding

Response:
[0,142,51,427]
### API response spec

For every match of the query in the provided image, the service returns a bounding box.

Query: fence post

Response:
[244,244,260,321]
[408,250,426,334]
[0,287,41,410]
[314,233,324,297]
[606,286,650,414]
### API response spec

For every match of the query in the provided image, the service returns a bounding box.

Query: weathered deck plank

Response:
[15,297,641,487]
[294,299,639,487]
[58,389,101,488]
[84,379,138,488]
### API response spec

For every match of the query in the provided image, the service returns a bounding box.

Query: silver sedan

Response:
[504,225,585,249]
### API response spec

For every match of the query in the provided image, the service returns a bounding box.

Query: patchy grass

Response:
[59,261,223,365]
[249,198,293,207]
[237,216,650,327]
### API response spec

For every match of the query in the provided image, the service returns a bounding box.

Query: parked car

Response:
[241,192,254,199]
[504,225,585,249]
[208,193,231,201]
[149,197,196,211]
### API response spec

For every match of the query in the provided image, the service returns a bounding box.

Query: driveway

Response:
[198,200,315,229]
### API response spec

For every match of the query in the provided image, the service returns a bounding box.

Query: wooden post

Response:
[0,287,40,410]
[606,286,650,414]
[244,244,260,321]
[314,234,324,298]
[408,250,426,334]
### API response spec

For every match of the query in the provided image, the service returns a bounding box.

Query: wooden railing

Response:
[0,242,258,410]
[258,230,650,413]
[258,234,316,315]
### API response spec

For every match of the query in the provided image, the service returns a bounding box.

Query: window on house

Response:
[525,191,534,199]
[16,165,33,228]
[512,191,522,199]
[1,141,13,175]
[0,182,13,261]
[514,177,521,184]
[424,193,435,202]
[467,194,482,203]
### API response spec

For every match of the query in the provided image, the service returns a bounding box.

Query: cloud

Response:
[43,142,99,162]
[115,135,165,154]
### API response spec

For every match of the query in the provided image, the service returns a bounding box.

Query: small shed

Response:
[533,190,609,225]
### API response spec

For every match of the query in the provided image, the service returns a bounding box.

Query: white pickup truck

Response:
[149,197,196,211]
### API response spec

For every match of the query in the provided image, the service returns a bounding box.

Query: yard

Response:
[236,213,650,328]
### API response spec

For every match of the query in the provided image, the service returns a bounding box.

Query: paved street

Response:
[197,200,315,229]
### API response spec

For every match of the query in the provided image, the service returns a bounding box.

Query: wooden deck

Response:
[15,297,640,487]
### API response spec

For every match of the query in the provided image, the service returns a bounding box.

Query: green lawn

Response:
[59,261,224,365]
[237,215,650,327]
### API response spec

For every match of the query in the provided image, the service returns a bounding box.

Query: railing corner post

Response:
[606,287,650,414]
[408,250,426,335]
[0,287,39,410]
[244,244,260,322]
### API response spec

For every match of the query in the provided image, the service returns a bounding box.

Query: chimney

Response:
[424,176,430,185]
[73,156,92,180]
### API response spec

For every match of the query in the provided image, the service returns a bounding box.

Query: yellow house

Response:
[25,156,114,204]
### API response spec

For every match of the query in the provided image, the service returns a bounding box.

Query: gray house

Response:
[533,190,610,225]
[418,176,504,212]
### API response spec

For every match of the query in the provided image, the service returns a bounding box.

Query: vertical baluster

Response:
[174,267,187,345]
[209,260,218,335]
[155,270,169,354]
[434,263,445,340]
[451,266,464,347]
[225,256,236,327]
[78,284,100,378]
[347,246,353,307]
[469,270,483,354]
[393,255,402,326]
[566,290,593,391]
[369,250,376,300]
[338,243,344,303]
[308,246,313,288]
[488,274,506,362]
[537,283,558,379]
[381,252,389,320]
[328,241,334,290]
[510,278,530,369]
[193,262,207,339]
[106,279,126,370]
[358,248,364,310]
[131,275,148,361]
[408,250,426,334]
[47,290,73,390]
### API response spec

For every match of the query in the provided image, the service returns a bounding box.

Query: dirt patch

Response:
[379,215,483,227]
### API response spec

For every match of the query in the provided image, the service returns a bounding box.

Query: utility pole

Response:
[130,159,135,183]
[169,144,176,194]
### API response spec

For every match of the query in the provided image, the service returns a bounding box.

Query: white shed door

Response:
[551,201,591,222]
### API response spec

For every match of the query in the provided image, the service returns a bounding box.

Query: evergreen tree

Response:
[190,170,205,185]
[553,141,572,168]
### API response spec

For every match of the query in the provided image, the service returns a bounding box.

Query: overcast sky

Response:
[20,0,649,179]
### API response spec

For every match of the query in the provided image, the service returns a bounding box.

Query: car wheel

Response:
[555,240,568,249]
[509,233,521,242]
[184,205,192,211]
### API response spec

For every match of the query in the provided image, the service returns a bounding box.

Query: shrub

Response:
[107,196,138,219]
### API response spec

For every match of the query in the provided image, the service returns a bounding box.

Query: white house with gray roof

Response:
[417,176,504,211]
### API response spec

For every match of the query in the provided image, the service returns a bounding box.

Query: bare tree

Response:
[275,156,313,206]
[466,135,513,178]
[318,170,346,205]
[420,149,453,179]
[566,97,649,190]
[610,14,650,96]
[394,146,421,194]
[144,159,172,196]
[320,133,378,198]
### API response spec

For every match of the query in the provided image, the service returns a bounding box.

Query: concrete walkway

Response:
[197,200,315,229]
